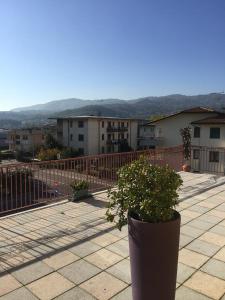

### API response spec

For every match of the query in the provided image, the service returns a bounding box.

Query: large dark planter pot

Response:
[128,211,181,300]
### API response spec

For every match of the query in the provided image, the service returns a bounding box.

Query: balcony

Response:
[0,172,224,300]
[107,126,128,133]
[106,138,128,145]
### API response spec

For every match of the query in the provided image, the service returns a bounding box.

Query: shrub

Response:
[70,180,89,191]
[180,127,191,161]
[60,147,79,159]
[37,148,59,161]
[106,156,183,230]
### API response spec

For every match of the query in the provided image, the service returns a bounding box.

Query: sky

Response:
[0,0,225,111]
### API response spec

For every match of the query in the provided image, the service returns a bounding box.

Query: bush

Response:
[37,148,59,161]
[106,156,183,230]
[60,147,79,159]
[70,180,89,191]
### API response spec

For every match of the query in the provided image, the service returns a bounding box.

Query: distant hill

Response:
[1,93,225,128]
[12,98,125,113]
[55,93,225,118]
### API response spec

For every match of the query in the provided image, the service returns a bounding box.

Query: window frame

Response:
[210,127,220,139]
[194,126,200,138]
[78,134,84,142]
[209,151,219,163]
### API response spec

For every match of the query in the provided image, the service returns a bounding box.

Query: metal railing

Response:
[0,146,183,215]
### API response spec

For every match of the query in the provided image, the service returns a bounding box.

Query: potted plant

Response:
[70,180,89,201]
[106,156,183,300]
[180,127,191,171]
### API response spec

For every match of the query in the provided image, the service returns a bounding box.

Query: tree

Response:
[180,127,191,161]
[45,134,62,149]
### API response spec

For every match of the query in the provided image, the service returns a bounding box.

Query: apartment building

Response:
[8,128,46,153]
[0,129,9,149]
[54,116,139,155]
[137,123,156,149]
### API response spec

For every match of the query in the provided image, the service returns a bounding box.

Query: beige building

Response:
[149,107,218,148]
[8,128,46,153]
[54,116,139,155]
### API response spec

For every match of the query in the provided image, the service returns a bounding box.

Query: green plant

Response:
[106,156,183,230]
[180,127,191,161]
[37,148,59,161]
[70,180,89,191]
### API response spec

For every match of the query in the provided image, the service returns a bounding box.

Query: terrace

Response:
[0,171,225,300]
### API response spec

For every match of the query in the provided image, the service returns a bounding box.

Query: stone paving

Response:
[0,172,225,299]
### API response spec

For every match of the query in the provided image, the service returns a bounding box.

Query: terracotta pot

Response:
[128,211,180,300]
[182,164,191,172]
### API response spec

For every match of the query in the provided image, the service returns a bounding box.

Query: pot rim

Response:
[128,209,180,225]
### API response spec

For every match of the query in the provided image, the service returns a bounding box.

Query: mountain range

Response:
[1,93,225,128]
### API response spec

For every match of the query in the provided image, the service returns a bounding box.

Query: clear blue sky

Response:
[0,0,225,111]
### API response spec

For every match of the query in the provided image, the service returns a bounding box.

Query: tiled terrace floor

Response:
[0,172,225,300]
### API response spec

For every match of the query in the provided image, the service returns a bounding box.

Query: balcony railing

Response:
[106,139,128,145]
[107,126,128,132]
[0,146,183,216]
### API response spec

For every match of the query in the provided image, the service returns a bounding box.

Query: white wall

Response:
[153,113,217,147]
[192,124,225,147]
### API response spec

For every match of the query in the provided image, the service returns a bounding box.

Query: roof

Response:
[49,116,142,121]
[148,107,217,124]
[192,114,225,125]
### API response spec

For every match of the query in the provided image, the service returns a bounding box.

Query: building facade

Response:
[55,116,139,155]
[0,129,9,149]
[148,107,218,148]
[8,128,46,153]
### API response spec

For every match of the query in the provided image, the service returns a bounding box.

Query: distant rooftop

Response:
[148,106,217,124]
[50,115,143,121]
[192,113,225,124]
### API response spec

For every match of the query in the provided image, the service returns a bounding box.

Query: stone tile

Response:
[12,261,54,285]
[201,258,225,280]
[68,241,101,257]
[198,214,222,225]
[184,271,225,300]
[179,249,209,269]
[111,286,132,300]
[209,225,225,237]
[198,201,217,209]
[106,239,129,258]
[214,247,225,262]
[177,262,195,284]
[85,248,123,270]
[181,210,201,219]
[107,259,131,284]
[58,259,101,284]
[179,234,194,249]
[189,205,210,214]
[27,272,74,300]
[54,287,95,299]
[0,273,22,297]
[199,232,225,247]
[43,250,79,270]
[186,239,220,257]
[0,287,38,300]
[80,271,127,300]
[188,219,213,231]
[207,209,225,219]
[175,286,212,300]
[91,233,120,247]
[180,225,205,238]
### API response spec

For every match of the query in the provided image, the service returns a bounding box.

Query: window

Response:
[69,120,73,128]
[127,133,129,139]
[108,134,111,140]
[193,149,200,159]
[210,128,220,139]
[78,148,84,155]
[101,146,105,153]
[121,122,124,127]
[78,134,84,141]
[78,121,84,128]
[16,135,20,139]
[108,121,111,128]
[102,121,104,128]
[22,135,28,140]
[70,134,73,141]
[16,141,20,145]
[194,127,200,138]
[102,134,104,141]
[209,151,219,163]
